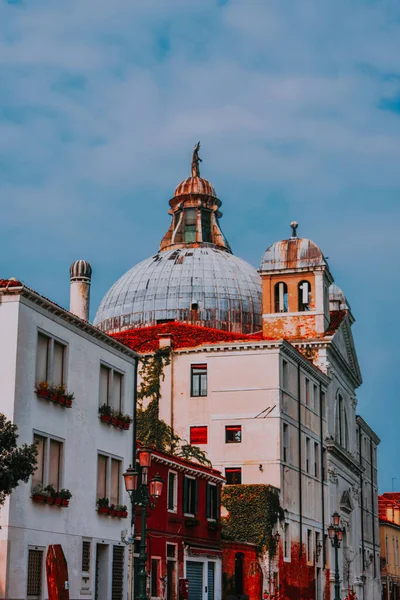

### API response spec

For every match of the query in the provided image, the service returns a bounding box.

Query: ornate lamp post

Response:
[123,448,164,600]
[328,512,344,600]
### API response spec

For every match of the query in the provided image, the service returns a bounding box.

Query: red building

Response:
[134,447,225,600]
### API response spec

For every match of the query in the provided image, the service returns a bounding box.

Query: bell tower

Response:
[259,223,333,339]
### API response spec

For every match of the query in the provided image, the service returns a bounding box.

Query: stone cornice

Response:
[325,438,363,475]
[356,415,381,445]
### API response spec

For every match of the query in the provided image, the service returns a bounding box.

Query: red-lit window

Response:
[225,426,242,443]
[190,426,208,445]
[225,468,242,485]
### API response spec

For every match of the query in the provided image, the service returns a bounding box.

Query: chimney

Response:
[69,260,92,321]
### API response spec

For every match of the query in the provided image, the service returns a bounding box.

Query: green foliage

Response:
[137,348,211,466]
[221,484,285,555]
[0,414,38,507]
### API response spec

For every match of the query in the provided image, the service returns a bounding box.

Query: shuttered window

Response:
[48,439,62,489]
[183,477,198,515]
[35,332,66,386]
[206,483,219,520]
[168,472,177,512]
[190,426,208,445]
[111,546,124,600]
[97,454,108,499]
[27,549,43,599]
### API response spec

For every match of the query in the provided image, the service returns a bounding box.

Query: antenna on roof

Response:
[290,221,298,238]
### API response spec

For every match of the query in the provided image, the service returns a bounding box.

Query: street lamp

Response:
[123,452,164,600]
[328,512,344,600]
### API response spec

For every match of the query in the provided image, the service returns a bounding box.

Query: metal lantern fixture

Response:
[328,525,335,540]
[138,447,152,468]
[149,473,164,499]
[332,512,341,527]
[123,465,139,493]
[329,512,344,600]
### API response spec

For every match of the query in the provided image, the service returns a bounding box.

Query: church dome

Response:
[94,144,262,334]
[260,223,327,272]
[93,247,262,334]
[174,176,217,198]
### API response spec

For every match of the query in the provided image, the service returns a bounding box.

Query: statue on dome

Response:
[191,141,202,177]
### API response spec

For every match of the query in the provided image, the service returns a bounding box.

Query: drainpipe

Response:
[320,382,325,568]
[298,364,303,554]
[359,430,365,573]
[127,358,139,600]
[370,438,377,579]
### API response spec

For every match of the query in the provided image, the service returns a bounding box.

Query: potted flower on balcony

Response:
[184,516,200,528]
[97,497,109,514]
[99,404,112,423]
[53,384,66,405]
[109,504,116,517]
[44,484,56,505]
[64,392,74,408]
[116,412,125,429]
[120,505,128,518]
[123,415,132,430]
[59,489,72,507]
[36,381,51,399]
[111,410,119,427]
[114,504,123,518]
[31,483,48,503]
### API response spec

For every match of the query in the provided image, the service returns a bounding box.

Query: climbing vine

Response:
[136,348,211,466]
[221,485,285,556]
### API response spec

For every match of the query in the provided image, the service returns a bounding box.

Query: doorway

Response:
[94,544,109,600]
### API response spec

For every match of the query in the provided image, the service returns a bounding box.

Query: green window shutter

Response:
[206,483,211,518]
[183,477,188,513]
[194,479,198,515]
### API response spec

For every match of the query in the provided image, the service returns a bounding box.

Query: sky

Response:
[1,0,399,491]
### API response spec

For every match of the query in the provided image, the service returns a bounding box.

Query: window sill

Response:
[36,389,73,408]
[32,495,69,507]
[97,507,128,518]
[99,415,130,430]
[184,517,200,528]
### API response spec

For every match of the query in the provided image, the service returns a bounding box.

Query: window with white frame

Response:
[97,453,122,504]
[27,546,44,600]
[32,433,63,490]
[167,471,177,512]
[36,331,67,387]
[99,364,124,411]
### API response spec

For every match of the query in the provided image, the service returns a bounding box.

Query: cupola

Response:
[159,142,231,253]
[259,223,333,338]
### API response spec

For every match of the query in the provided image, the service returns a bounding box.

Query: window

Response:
[321,391,326,419]
[190,426,208,445]
[307,529,313,563]
[206,483,219,520]
[111,546,124,600]
[305,437,310,473]
[191,364,207,397]
[201,210,211,243]
[322,448,327,480]
[315,531,321,565]
[97,453,122,504]
[298,281,311,311]
[226,425,242,444]
[36,332,67,386]
[168,471,177,512]
[313,384,318,412]
[234,553,244,595]
[27,548,44,599]
[184,208,197,243]
[284,523,290,559]
[314,442,320,478]
[32,433,63,490]
[99,364,124,411]
[183,476,198,515]
[283,423,289,463]
[166,544,177,600]
[274,282,288,313]
[336,394,349,449]
[305,378,310,406]
[225,467,242,485]
[151,558,161,598]
[282,360,288,389]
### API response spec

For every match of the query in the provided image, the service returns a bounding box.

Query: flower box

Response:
[62,499,69,507]
[32,494,47,503]
[123,422,130,430]
[100,414,111,423]
[37,390,51,399]
[46,496,55,505]
[122,511,128,518]
[111,417,118,426]
[98,506,109,515]
[184,517,200,528]
[36,382,74,408]
[54,497,63,506]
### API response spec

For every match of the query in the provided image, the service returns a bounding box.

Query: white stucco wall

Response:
[0,293,137,600]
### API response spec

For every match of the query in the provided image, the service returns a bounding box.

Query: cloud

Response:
[1,0,400,488]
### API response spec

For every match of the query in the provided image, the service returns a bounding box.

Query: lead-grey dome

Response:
[94,247,262,334]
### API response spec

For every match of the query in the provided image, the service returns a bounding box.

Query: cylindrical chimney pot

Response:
[69,260,92,321]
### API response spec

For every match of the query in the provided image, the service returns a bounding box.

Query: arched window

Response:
[298,281,311,311]
[234,552,244,595]
[184,208,197,243]
[274,282,288,312]
[336,394,349,449]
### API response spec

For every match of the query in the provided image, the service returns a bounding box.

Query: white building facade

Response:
[0,274,138,600]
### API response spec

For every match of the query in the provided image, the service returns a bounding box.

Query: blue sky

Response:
[1,0,399,491]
